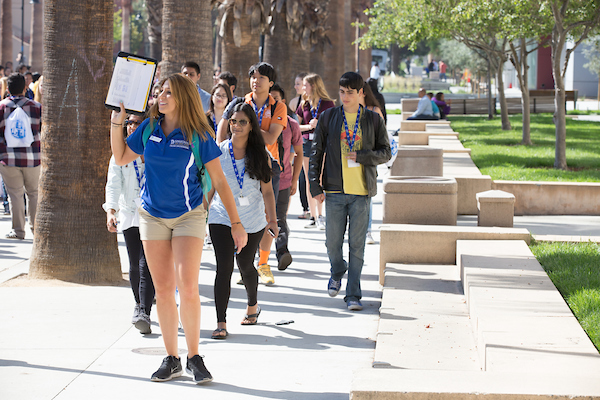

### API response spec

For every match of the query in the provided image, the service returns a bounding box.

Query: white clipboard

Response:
[105,52,157,116]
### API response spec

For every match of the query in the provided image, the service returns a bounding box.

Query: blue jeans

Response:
[325,193,370,302]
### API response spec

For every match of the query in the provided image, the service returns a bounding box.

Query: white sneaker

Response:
[317,215,326,230]
[366,232,375,244]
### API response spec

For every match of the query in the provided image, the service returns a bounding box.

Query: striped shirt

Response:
[0,96,42,167]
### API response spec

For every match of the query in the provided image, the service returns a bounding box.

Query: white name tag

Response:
[149,135,162,143]
[347,159,360,168]
[239,196,249,206]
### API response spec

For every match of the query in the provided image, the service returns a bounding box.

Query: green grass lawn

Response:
[530,241,600,351]
[449,114,600,182]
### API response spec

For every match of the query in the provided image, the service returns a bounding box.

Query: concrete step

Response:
[457,240,600,373]
[375,263,479,371]
[351,369,600,399]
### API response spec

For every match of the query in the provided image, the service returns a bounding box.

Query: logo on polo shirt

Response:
[170,139,190,149]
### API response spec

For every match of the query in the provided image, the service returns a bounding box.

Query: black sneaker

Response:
[151,355,183,382]
[277,251,293,271]
[186,355,213,384]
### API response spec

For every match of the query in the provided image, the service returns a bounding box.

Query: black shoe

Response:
[186,355,213,384]
[277,252,293,271]
[151,355,183,382]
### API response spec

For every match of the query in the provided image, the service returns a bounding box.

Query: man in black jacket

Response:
[309,72,391,311]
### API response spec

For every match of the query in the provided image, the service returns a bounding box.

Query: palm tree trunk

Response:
[29,0,121,283]
[29,0,43,73]
[162,0,212,91]
[146,0,162,61]
[1,0,12,65]
[264,9,309,104]
[221,14,259,96]
[321,0,344,99]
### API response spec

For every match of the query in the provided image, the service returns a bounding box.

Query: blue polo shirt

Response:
[127,118,222,219]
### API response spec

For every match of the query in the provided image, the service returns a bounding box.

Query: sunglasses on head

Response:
[229,119,249,127]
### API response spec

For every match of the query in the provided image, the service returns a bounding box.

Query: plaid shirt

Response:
[0,96,42,167]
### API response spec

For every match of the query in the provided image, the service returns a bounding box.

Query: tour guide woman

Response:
[110,73,248,384]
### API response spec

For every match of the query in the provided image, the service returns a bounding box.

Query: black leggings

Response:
[123,227,155,315]
[210,224,265,323]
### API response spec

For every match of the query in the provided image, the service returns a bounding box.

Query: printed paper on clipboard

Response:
[105,52,157,116]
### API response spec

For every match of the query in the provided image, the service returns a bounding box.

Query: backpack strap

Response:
[142,118,156,147]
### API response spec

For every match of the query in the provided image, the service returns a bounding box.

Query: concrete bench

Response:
[476,190,515,227]
[390,146,443,177]
[400,119,451,132]
[426,124,454,132]
[379,224,531,283]
[382,177,457,226]
[397,131,458,146]
[442,153,481,176]
[493,180,600,215]
[428,136,471,154]
[400,98,419,112]
[454,175,492,215]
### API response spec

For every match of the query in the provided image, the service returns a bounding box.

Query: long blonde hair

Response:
[148,73,214,142]
[300,73,334,111]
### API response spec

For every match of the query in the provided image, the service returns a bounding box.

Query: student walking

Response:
[296,73,335,230]
[110,73,247,384]
[104,114,155,334]
[208,102,278,339]
[217,62,287,285]
[309,72,391,311]
[269,84,303,271]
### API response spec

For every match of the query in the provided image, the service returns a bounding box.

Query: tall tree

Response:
[121,0,131,52]
[145,0,162,61]
[29,0,121,283]
[29,0,43,73]
[547,0,600,169]
[162,0,212,90]
[1,0,12,65]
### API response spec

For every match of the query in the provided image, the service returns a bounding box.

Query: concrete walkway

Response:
[0,169,390,400]
[2,166,598,400]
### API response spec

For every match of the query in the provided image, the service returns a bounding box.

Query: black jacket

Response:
[309,106,391,198]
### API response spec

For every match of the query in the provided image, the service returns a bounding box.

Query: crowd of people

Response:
[0,57,392,385]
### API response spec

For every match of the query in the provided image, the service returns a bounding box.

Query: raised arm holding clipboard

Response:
[105,52,157,116]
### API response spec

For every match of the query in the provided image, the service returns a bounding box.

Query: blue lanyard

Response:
[342,105,361,152]
[228,141,244,191]
[132,160,144,189]
[311,99,322,120]
[211,114,217,133]
[251,99,268,127]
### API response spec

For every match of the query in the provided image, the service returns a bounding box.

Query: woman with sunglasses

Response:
[208,102,277,339]
[110,73,248,384]
[104,114,155,334]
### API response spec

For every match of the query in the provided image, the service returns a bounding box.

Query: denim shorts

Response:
[303,138,312,157]
[138,205,207,241]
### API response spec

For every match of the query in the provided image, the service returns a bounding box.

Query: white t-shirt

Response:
[370,65,381,79]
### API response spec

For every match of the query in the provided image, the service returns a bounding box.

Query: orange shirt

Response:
[244,93,287,162]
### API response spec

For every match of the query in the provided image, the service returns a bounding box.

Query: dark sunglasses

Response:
[229,119,249,127]
[126,120,141,126]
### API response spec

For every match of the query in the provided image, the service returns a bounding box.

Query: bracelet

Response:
[232,221,242,225]
[111,122,124,127]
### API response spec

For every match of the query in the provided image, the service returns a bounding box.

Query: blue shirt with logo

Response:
[127,118,222,219]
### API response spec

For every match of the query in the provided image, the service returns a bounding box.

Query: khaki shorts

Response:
[139,205,207,241]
